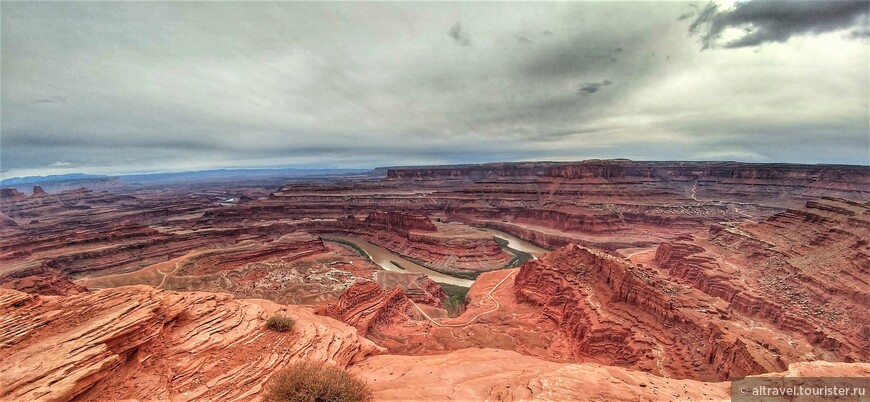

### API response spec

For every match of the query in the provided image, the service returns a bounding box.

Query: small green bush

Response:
[440,283,470,317]
[265,360,373,402]
[266,315,295,332]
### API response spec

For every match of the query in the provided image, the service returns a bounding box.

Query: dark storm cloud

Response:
[578,80,612,95]
[449,22,471,46]
[0,2,867,177]
[690,0,870,48]
[851,27,870,38]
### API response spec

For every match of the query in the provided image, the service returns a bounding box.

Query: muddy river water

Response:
[324,229,549,288]
[323,235,475,287]
[479,228,549,258]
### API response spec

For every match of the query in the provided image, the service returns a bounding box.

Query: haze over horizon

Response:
[2,1,869,178]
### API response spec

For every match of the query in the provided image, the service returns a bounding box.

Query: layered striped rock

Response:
[315,281,420,337]
[0,285,382,401]
[653,197,870,362]
[514,244,812,381]
[353,348,869,402]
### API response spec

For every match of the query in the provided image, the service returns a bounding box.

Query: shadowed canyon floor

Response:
[1,160,868,400]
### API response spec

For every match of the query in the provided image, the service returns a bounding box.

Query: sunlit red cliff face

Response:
[1,160,868,400]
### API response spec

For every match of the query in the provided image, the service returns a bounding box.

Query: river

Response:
[480,228,549,258]
[324,229,549,288]
[323,235,475,287]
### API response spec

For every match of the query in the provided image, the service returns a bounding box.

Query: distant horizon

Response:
[4,157,869,184]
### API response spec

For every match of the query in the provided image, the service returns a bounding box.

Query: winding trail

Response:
[733,205,752,218]
[155,262,178,289]
[624,248,653,260]
[411,270,515,328]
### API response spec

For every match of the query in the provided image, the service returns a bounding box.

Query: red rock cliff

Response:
[316,281,419,337]
[364,211,437,233]
[514,244,801,381]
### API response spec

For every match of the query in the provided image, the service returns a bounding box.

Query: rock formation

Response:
[654,197,870,362]
[375,271,447,307]
[0,211,17,228]
[514,243,821,380]
[0,286,382,401]
[364,211,437,233]
[386,160,869,192]
[173,233,327,276]
[31,186,49,197]
[0,188,27,202]
[353,348,869,402]
[316,281,420,337]
[0,269,88,296]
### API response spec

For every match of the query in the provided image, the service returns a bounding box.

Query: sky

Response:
[2,1,869,178]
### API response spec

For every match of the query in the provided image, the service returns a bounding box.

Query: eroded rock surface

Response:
[316,281,421,337]
[0,286,382,402]
[352,348,870,402]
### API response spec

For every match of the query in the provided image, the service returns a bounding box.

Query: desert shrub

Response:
[264,360,373,402]
[440,283,470,317]
[266,315,295,332]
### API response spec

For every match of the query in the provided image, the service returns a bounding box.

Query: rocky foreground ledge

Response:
[0,286,383,401]
[353,349,870,401]
[1,285,867,402]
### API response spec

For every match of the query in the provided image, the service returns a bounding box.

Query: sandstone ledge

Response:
[0,286,383,402]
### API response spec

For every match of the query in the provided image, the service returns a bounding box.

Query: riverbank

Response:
[321,235,475,287]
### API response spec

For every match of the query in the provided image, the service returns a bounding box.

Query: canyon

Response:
[1,160,868,401]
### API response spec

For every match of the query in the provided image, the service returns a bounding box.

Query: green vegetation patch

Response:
[321,237,371,260]
[409,258,482,280]
[494,237,534,268]
[439,283,470,317]
[389,260,407,270]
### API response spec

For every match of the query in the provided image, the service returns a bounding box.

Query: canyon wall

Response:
[386,160,870,189]
[654,197,870,361]
[514,244,800,380]
[315,281,420,337]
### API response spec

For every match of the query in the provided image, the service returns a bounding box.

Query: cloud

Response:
[449,22,471,46]
[690,0,870,48]
[851,26,870,38]
[578,80,612,95]
[0,2,866,177]
[32,96,66,104]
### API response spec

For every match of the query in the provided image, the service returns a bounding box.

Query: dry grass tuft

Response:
[264,360,373,402]
[265,315,295,332]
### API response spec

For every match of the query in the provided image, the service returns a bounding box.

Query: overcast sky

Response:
[2,1,868,177]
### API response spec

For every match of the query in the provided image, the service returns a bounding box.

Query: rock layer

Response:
[514,244,815,380]
[315,281,420,337]
[0,286,382,401]
[653,197,870,362]
[352,348,870,402]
